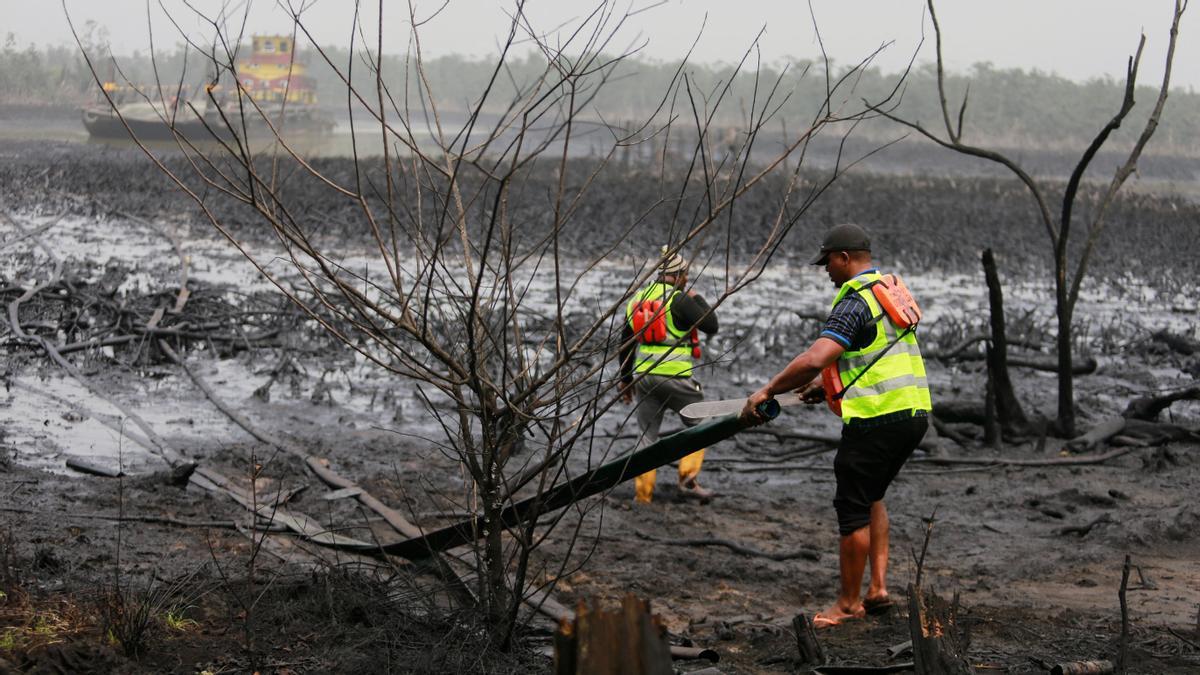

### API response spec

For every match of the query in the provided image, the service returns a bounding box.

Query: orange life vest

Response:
[630,298,669,344]
[630,297,702,358]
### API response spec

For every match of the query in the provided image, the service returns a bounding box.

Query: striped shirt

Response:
[820,272,878,352]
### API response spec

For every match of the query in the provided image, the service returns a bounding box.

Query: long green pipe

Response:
[379,403,777,559]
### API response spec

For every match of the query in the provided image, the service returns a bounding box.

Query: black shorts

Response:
[832,411,928,535]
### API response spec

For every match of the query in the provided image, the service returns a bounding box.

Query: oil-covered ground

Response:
[1,130,1199,674]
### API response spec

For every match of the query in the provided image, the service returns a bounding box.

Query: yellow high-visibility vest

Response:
[832,271,932,422]
[627,282,695,377]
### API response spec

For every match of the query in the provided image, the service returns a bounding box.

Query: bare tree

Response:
[875,0,1187,438]
[73,0,903,645]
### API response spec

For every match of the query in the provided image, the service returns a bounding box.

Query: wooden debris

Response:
[1057,514,1114,537]
[1123,385,1200,421]
[554,595,673,675]
[668,645,718,662]
[65,457,123,478]
[1149,329,1199,356]
[1050,660,1114,675]
[793,612,825,666]
[321,486,364,501]
[886,640,914,659]
[1066,418,1127,452]
[907,583,974,674]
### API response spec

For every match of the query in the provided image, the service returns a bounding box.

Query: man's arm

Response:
[742,291,870,422]
[670,292,718,335]
[741,337,844,421]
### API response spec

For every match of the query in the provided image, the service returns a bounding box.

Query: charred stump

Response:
[907,583,974,675]
[554,595,673,675]
[792,612,826,666]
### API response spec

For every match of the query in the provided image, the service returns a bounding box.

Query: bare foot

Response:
[812,603,865,629]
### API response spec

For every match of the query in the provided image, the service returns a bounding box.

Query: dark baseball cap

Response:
[810,223,871,265]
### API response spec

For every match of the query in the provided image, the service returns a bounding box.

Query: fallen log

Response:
[1067,416,1199,452]
[159,341,535,614]
[1122,418,1200,444]
[1050,660,1114,675]
[159,341,424,540]
[1150,329,1199,356]
[933,400,987,426]
[939,349,1097,374]
[930,415,973,448]
[926,333,1044,361]
[1123,385,1200,421]
[65,457,123,478]
[669,645,718,662]
[1066,418,1126,452]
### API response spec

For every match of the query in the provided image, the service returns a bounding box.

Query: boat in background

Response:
[82,34,334,142]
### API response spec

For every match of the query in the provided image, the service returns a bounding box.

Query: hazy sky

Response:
[6,1,1196,89]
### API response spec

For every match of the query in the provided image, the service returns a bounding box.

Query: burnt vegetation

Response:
[1,2,1199,674]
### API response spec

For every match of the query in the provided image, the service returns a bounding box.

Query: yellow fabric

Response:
[627,282,695,377]
[633,449,706,503]
[832,271,931,422]
[635,469,657,503]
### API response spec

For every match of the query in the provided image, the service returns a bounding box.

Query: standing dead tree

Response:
[874,0,1187,437]
[73,0,904,647]
[981,248,1029,442]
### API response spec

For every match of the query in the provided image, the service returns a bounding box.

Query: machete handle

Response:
[756,398,781,420]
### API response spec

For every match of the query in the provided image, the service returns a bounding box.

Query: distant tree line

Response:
[4,36,1198,153]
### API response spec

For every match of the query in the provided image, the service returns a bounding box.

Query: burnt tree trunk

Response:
[981,249,1029,436]
[554,595,673,675]
[792,613,825,666]
[984,345,999,447]
[908,583,975,675]
[1055,261,1078,438]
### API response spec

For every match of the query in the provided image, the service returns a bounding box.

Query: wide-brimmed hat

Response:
[810,223,871,265]
[659,246,689,275]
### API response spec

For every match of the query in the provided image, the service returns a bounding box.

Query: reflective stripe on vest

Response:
[833,271,932,422]
[627,282,694,377]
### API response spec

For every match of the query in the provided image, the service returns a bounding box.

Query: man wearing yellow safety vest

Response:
[741,223,931,629]
[620,249,720,503]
